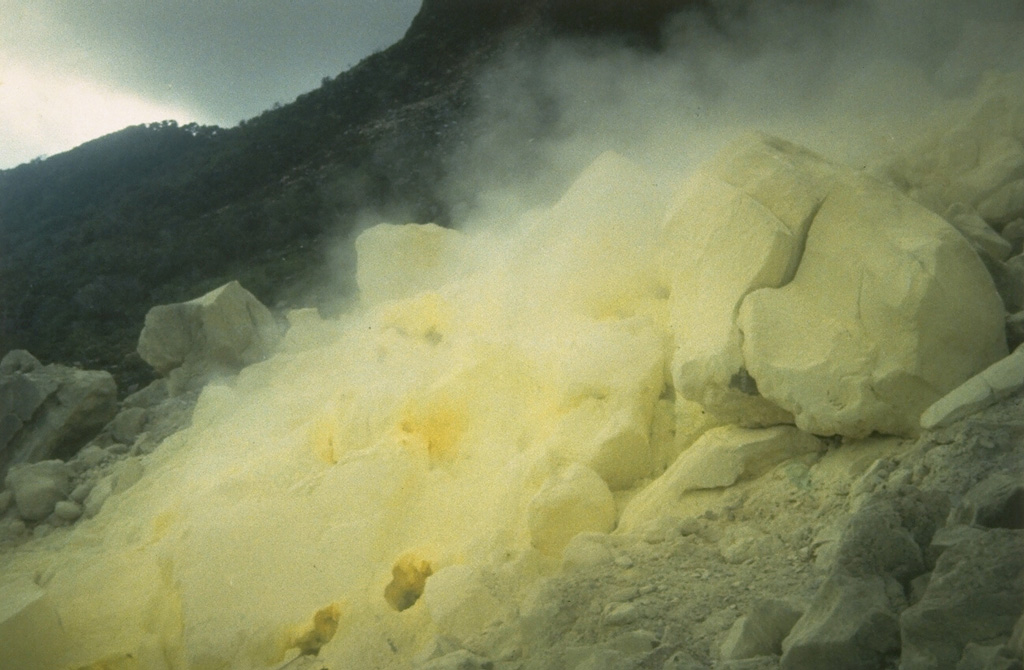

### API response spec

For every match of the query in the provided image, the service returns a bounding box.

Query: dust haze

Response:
[441,0,1024,229]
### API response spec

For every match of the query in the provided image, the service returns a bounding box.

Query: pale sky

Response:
[0,1,422,169]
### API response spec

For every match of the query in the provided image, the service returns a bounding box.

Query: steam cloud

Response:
[2,1,1023,668]
[443,0,1024,227]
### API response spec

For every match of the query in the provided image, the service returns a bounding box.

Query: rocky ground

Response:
[4,352,1022,669]
[3,58,1024,670]
[373,389,1022,670]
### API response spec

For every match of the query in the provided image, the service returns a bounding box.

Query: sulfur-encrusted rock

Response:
[137,281,281,391]
[920,345,1024,430]
[422,565,501,645]
[619,425,821,531]
[662,133,831,426]
[945,202,1014,261]
[662,133,1006,438]
[883,72,1024,218]
[0,577,69,670]
[509,150,669,319]
[356,223,469,306]
[739,173,1007,437]
[528,463,616,557]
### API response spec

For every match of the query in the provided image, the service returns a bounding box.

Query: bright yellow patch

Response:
[287,602,343,657]
[383,554,434,612]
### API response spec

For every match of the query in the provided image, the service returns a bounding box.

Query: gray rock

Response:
[1011,612,1024,660]
[901,529,1024,670]
[69,482,93,504]
[0,350,41,375]
[1002,219,1024,256]
[108,407,147,445]
[52,500,82,521]
[0,489,12,514]
[833,499,925,583]
[947,203,1014,261]
[716,658,779,670]
[956,643,1021,670]
[720,599,803,660]
[0,361,117,479]
[0,373,46,423]
[415,649,492,670]
[663,651,708,670]
[927,525,987,568]
[137,281,281,392]
[122,379,169,410]
[978,178,1024,226]
[82,476,113,518]
[780,573,900,670]
[70,445,108,472]
[4,460,70,521]
[1007,312,1024,350]
[921,347,1024,430]
[949,472,1024,530]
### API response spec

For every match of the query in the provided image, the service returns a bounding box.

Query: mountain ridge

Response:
[0,0,714,392]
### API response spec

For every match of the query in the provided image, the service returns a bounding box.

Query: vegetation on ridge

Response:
[0,0,713,393]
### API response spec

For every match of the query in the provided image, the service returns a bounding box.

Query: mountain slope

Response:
[0,0,712,392]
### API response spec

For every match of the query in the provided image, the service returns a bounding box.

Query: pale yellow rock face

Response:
[508,150,670,321]
[663,134,833,426]
[356,222,468,306]
[528,463,617,557]
[0,577,68,670]
[883,71,1024,222]
[665,132,1008,438]
[619,425,822,531]
[739,176,1008,437]
[137,280,281,378]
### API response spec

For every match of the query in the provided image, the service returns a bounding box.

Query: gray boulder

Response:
[949,472,1024,530]
[0,351,117,478]
[137,281,281,392]
[946,203,1014,262]
[901,529,1024,669]
[4,460,71,521]
[720,599,803,661]
[780,573,901,670]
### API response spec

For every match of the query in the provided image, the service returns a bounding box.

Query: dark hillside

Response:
[0,0,713,392]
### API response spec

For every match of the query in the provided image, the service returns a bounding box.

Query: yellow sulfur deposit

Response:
[0,109,1014,668]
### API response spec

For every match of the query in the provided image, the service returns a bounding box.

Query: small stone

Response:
[562,533,614,571]
[0,489,12,514]
[112,458,144,494]
[603,602,639,626]
[720,599,803,660]
[1002,219,1024,255]
[609,587,639,603]
[83,476,113,518]
[69,482,92,504]
[0,349,41,374]
[53,500,82,521]
[4,460,70,522]
[662,650,706,670]
[107,407,147,445]
[73,445,107,470]
[614,555,635,569]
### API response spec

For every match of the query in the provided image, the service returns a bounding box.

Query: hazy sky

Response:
[0,1,423,169]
